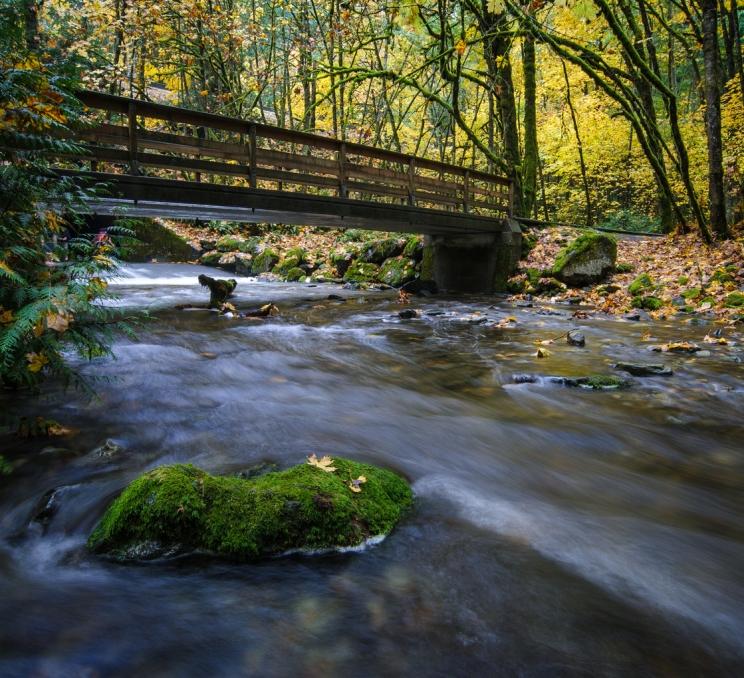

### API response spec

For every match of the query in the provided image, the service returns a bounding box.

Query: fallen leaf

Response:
[703,334,728,345]
[26,351,49,372]
[348,475,367,493]
[306,454,336,473]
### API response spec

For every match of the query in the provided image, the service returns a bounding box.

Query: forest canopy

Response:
[9,0,744,236]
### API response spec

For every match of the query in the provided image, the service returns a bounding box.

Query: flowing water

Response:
[1,263,743,677]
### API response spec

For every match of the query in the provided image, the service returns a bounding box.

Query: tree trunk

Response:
[701,0,729,238]
[522,33,538,218]
[562,61,593,226]
[24,0,41,51]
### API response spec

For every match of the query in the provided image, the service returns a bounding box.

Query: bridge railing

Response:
[56,90,512,219]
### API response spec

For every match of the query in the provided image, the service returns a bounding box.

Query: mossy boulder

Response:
[200,251,223,267]
[234,253,254,276]
[359,238,406,264]
[552,231,617,286]
[330,248,358,277]
[120,219,197,262]
[379,257,417,287]
[252,248,279,273]
[215,236,256,253]
[87,459,413,561]
[343,260,379,284]
[615,262,634,274]
[402,236,424,261]
[631,295,663,311]
[724,292,744,308]
[273,247,306,275]
[628,273,654,295]
[285,267,307,282]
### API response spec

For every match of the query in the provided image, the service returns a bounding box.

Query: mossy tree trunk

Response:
[522,33,538,219]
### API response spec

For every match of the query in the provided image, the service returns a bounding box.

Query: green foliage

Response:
[599,210,661,234]
[0,44,131,392]
[88,459,413,561]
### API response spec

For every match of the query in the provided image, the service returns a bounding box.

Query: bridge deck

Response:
[49,91,513,234]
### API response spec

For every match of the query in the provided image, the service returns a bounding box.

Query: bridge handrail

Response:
[77,90,511,187]
[43,90,513,219]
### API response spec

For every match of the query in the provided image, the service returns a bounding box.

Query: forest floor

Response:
[513,225,744,325]
[162,219,744,325]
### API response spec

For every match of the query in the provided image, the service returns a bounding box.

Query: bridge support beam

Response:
[421,220,521,293]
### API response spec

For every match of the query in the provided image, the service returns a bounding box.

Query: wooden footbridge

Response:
[52,91,522,290]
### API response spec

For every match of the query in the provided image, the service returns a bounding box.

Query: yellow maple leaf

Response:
[454,39,466,55]
[306,454,336,473]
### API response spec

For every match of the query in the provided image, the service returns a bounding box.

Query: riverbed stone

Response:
[552,231,617,287]
[88,459,413,561]
[379,257,417,287]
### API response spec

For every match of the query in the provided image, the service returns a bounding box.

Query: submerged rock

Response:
[552,231,617,287]
[614,363,673,377]
[88,459,413,562]
[566,330,586,346]
[511,374,630,389]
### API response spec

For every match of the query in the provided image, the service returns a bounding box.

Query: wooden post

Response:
[127,102,138,175]
[249,124,257,189]
[508,180,515,218]
[195,126,205,183]
[338,142,347,198]
[408,158,416,206]
[463,170,470,213]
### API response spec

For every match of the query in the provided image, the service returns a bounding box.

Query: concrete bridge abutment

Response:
[420,219,521,293]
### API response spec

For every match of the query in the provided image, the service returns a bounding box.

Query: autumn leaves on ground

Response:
[513,225,744,324]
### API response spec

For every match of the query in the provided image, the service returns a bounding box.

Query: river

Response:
[1,263,743,676]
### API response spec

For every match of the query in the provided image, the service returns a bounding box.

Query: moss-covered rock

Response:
[724,292,744,308]
[215,236,256,253]
[402,236,423,261]
[359,238,406,264]
[273,247,306,276]
[379,257,417,287]
[252,248,279,273]
[121,219,198,262]
[234,253,254,276]
[615,262,634,274]
[285,267,307,282]
[631,295,663,311]
[552,231,617,287]
[628,273,654,295]
[88,459,413,561]
[343,260,379,283]
[200,251,223,267]
[330,248,358,277]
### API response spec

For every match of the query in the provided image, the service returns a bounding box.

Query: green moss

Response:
[552,231,617,275]
[724,292,744,308]
[121,219,196,262]
[628,273,654,295]
[273,247,306,275]
[88,460,413,561]
[200,251,223,267]
[677,275,689,285]
[526,267,541,287]
[343,260,380,283]
[360,238,405,264]
[403,236,423,260]
[285,267,307,282]
[681,287,701,300]
[631,295,663,310]
[379,257,417,287]
[582,375,630,389]
[252,248,279,273]
[215,236,256,253]
[615,262,634,274]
